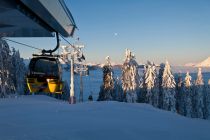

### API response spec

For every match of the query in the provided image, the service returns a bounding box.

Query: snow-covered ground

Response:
[0,95,210,140]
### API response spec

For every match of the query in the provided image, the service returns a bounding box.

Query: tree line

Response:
[98,49,210,120]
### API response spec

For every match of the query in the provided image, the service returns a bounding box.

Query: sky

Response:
[7,0,210,65]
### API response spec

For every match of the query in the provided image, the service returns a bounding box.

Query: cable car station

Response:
[0,0,85,104]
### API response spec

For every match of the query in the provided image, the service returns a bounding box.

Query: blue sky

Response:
[8,0,210,65]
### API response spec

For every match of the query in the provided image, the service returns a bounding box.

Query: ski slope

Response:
[0,95,210,140]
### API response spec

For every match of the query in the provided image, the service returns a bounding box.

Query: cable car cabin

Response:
[26,56,63,94]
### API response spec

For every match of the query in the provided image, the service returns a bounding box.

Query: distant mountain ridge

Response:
[196,57,210,67]
[185,57,210,67]
[184,62,196,67]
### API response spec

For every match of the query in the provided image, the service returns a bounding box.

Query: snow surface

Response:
[196,57,210,67]
[0,95,210,140]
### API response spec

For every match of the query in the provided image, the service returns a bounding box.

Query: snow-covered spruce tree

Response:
[0,39,5,97]
[204,80,210,120]
[11,48,26,94]
[158,63,165,109]
[143,61,157,105]
[194,68,205,118]
[98,56,115,101]
[175,73,185,115]
[152,71,159,108]
[114,77,124,102]
[138,74,145,102]
[0,39,14,97]
[183,71,193,117]
[121,49,140,103]
[161,60,176,112]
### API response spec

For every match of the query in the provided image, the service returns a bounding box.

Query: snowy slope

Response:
[0,95,210,140]
[185,57,210,67]
[196,57,210,67]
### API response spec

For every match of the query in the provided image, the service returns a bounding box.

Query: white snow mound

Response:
[0,95,210,140]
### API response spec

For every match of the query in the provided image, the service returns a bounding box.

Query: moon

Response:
[114,33,118,36]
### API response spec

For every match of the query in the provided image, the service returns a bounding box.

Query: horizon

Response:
[6,0,210,66]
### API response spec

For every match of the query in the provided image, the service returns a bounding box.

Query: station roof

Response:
[0,0,76,37]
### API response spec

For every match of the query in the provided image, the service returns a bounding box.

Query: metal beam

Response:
[0,0,76,37]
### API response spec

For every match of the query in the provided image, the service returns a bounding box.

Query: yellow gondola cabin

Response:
[26,55,63,94]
